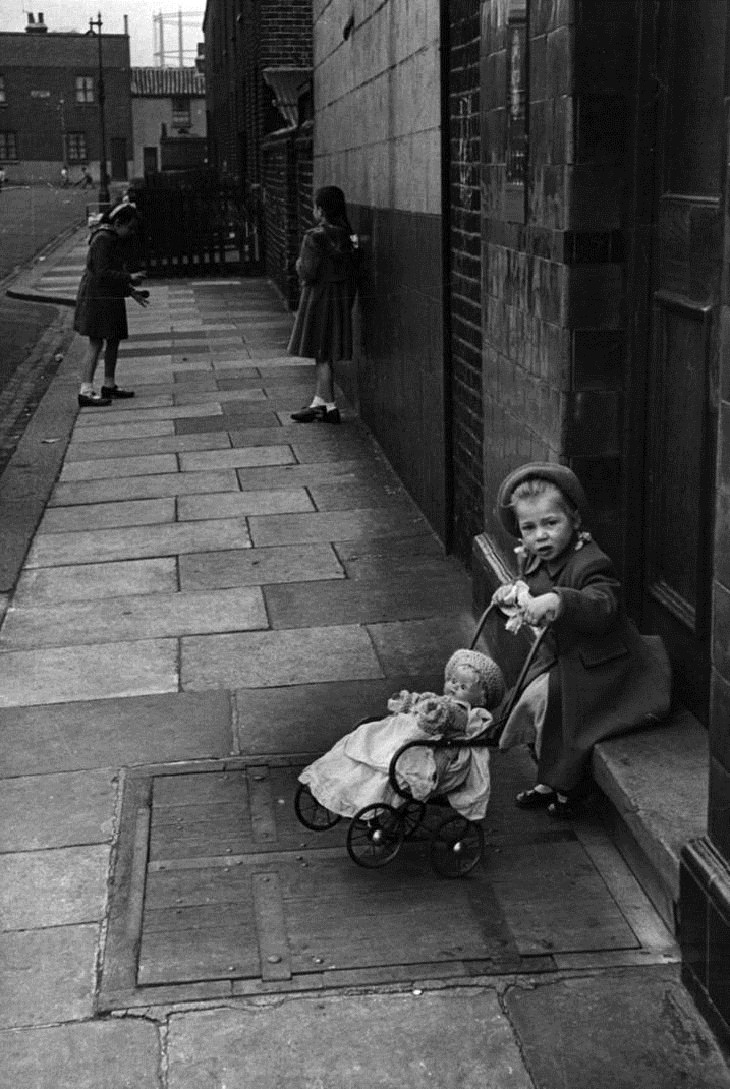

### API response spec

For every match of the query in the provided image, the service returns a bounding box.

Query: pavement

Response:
[1,226,729,1089]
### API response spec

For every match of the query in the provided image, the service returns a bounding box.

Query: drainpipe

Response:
[439,0,454,553]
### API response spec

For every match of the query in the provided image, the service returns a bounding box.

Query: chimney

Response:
[26,12,48,33]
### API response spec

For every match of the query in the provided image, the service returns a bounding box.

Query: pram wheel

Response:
[294,783,341,830]
[347,804,405,868]
[430,813,484,878]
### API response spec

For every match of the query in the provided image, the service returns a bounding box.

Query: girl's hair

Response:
[102,203,139,228]
[314,186,352,233]
[510,477,579,522]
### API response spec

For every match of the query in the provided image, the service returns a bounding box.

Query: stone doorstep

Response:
[471,532,708,937]
[592,710,709,934]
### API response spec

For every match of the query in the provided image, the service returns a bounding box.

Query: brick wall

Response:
[448,0,483,564]
[0,33,132,171]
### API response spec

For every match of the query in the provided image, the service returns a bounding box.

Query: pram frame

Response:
[294,605,550,877]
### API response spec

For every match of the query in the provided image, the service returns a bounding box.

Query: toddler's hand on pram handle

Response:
[491,581,559,632]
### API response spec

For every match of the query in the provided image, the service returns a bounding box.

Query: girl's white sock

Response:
[325,402,336,411]
[311,395,326,407]
[80,382,93,395]
[533,783,553,794]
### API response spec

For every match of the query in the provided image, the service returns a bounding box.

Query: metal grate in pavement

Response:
[97,757,676,1012]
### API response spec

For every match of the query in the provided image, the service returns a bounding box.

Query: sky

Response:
[4,1,206,67]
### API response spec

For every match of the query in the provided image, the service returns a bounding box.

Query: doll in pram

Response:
[294,647,509,877]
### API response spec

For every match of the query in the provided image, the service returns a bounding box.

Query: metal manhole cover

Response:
[97,758,661,1012]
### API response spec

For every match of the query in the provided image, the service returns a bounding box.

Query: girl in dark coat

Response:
[492,463,671,817]
[73,203,148,407]
[288,186,356,425]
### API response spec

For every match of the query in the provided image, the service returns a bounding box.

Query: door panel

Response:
[642,0,725,721]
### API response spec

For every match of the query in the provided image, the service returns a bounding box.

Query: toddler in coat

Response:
[493,462,671,817]
[298,649,505,822]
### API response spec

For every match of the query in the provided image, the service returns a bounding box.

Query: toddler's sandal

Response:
[547,797,582,819]
[515,787,556,809]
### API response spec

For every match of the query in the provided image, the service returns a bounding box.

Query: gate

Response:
[128,171,261,277]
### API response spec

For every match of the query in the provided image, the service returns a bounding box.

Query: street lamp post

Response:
[88,12,109,205]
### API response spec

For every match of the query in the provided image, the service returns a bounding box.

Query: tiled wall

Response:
[479,0,632,570]
[313,1,447,538]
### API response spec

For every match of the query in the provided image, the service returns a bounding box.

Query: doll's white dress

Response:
[298,691,493,821]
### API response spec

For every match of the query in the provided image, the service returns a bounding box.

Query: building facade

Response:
[203,0,313,298]
[313,0,730,1045]
[0,13,132,185]
[130,65,207,179]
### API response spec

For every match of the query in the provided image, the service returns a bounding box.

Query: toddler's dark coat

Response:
[522,537,671,791]
[287,224,355,362]
[73,224,133,341]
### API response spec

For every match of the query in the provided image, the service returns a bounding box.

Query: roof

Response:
[262,67,310,129]
[131,67,205,97]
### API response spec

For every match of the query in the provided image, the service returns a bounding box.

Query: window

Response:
[505,0,528,223]
[66,132,87,162]
[0,76,6,104]
[0,132,18,160]
[171,95,191,130]
[75,76,94,104]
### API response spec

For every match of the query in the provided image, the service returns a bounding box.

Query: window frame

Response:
[0,131,18,160]
[66,132,88,163]
[75,75,95,104]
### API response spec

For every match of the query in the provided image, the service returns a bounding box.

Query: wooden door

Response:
[642,0,726,720]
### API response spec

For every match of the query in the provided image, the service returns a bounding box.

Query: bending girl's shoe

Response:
[515,787,557,809]
[291,403,341,424]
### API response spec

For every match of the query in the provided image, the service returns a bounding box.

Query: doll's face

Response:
[513,489,579,562]
[444,665,484,706]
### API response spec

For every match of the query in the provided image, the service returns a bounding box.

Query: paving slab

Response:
[367,616,482,675]
[178,542,344,591]
[50,469,240,506]
[177,488,314,520]
[235,674,443,754]
[0,844,108,928]
[0,769,117,850]
[12,557,177,604]
[65,433,232,462]
[181,624,383,690]
[165,992,533,1089]
[248,507,431,548]
[332,534,450,577]
[175,411,281,434]
[504,967,730,1088]
[263,572,471,630]
[0,690,232,775]
[225,461,391,493]
[173,388,268,406]
[60,453,178,481]
[38,497,175,533]
[308,478,410,510]
[76,403,225,425]
[25,517,252,567]
[0,638,178,706]
[71,419,176,441]
[1,586,267,648]
[1,1018,161,1088]
[178,445,295,472]
[0,925,98,1027]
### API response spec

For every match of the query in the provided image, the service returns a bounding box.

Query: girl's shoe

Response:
[515,787,557,809]
[101,385,135,398]
[78,390,111,407]
[291,404,325,422]
[547,797,582,819]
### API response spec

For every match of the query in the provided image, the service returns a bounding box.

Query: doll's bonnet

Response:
[445,649,505,709]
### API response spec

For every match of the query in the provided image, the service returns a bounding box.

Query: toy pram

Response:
[294,604,549,878]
